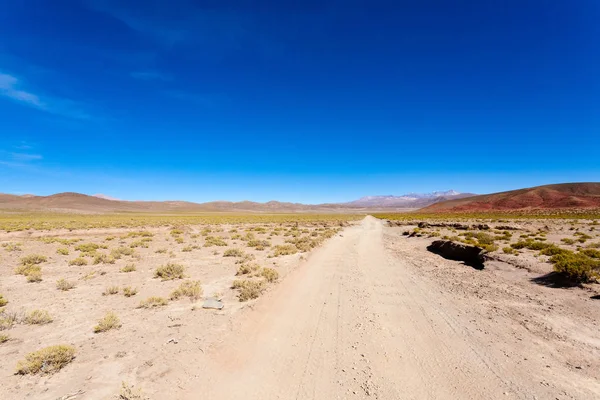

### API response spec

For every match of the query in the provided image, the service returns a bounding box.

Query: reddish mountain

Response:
[421,183,600,212]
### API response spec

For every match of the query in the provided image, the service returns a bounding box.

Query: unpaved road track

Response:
[186,216,599,400]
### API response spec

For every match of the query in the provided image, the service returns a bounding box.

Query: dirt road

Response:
[187,216,599,400]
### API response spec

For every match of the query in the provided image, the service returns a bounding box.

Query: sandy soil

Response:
[1,217,599,399]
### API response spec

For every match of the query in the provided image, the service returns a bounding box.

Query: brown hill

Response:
[421,183,600,212]
[0,192,339,214]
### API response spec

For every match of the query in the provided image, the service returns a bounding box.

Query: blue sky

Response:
[0,1,598,203]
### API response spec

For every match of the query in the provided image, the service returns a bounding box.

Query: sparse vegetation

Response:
[93,253,116,265]
[138,296,169,308]
[24,309,53,325]
[69,257,88,266]
[103,286,120,296]
[204,236,227,247]
[272,244,298,257]
[56,278,76,291]
[232,279,265,302]
[120,263,137,273]
[154,263,185,280]
[57,247,70,255]
[20,254,47,266]
[15,345,76,375]
[94,311,121,333]
[0,294,7,308]
[117,381,148,400]
[170,280,203,301]
[123,287,138,297]
[260,267,279,283]
[0,333,9,343]
[223,248,244,257]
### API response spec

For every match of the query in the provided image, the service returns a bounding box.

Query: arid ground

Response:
[1,215,599,399]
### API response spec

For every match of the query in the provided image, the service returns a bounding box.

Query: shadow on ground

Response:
[530,272,581,289]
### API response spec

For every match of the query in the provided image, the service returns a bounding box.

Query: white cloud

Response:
[0,71,91,119]
[0,73,46,109]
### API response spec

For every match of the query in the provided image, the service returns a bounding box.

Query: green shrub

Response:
[561,238,576,245]
[93,253,116,265]
[581,249,600,259]
[271,244,298,257]
[56,247,69,255]
[549,251,600,283]
[75,243,101,253]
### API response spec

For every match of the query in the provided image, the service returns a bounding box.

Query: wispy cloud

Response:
[130,70,173,81]
[0,71,91,119]
[0,73,45,108]
[0,145,43,170]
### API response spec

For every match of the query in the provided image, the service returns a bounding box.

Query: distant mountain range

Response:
[422,183,600,212]
[1,184,598,214]
[0,190,471,213]
[345,190,475,208]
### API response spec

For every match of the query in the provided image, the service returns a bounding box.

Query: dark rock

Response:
[427,240,486,269]
[418,222,431,228]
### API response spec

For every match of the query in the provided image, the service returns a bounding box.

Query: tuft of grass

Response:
[154,263,185,280]
[271,244,298,257]
[15,345,76,375]
[170,280,203,301]
[94,311,121,333]
[117,381,148,400]
[236,263,260,276]
[2,242,22,252]
[0,294,7,308]
[120,263,137,273]
[0,311,18,330]
[24,309,53,325]
[20,254,47,266]
[261,267,279,283]
[561,238,576,245]
[123,287,138,297]
[502,247,518,255]
[75,243,102,253]
[103,286,120,296]
[232,279,265,302]
[223,248,244,257]
[204,236,227,247]
[26,269,43,283]
[0,333,9,344]
[69,257,88,266]
[56,247,70,255]
[93,253,116,265]
[155,248,167,254]
[137,297,169,308]
[111,246,136,259]
[56,278,75,291]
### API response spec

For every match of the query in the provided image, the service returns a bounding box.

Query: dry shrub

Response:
[204,236,227,247]
[57,247,69,255]
[154,263,185,280]
[223,248,244,257]
[170,280,203,301]
[232,279,265,302]
[138,297,169,308]
[272,244,297,257]
[26,269,43,283]
[117,381,148,400]
[20,254,47,266]
[261,267,279,283]
[94,312,121,333]
[0,294,7,308]
[15,345,75,375]
[69,257,88,266]
[103,286,120,296]
[24,309,53,325]
[236,263,260,276]
[0,333,9,343]
[120,264,136,273]
[56,278,75,291]
[123,287,138,297]
[93,253,116,265]
[111,246,135,259]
